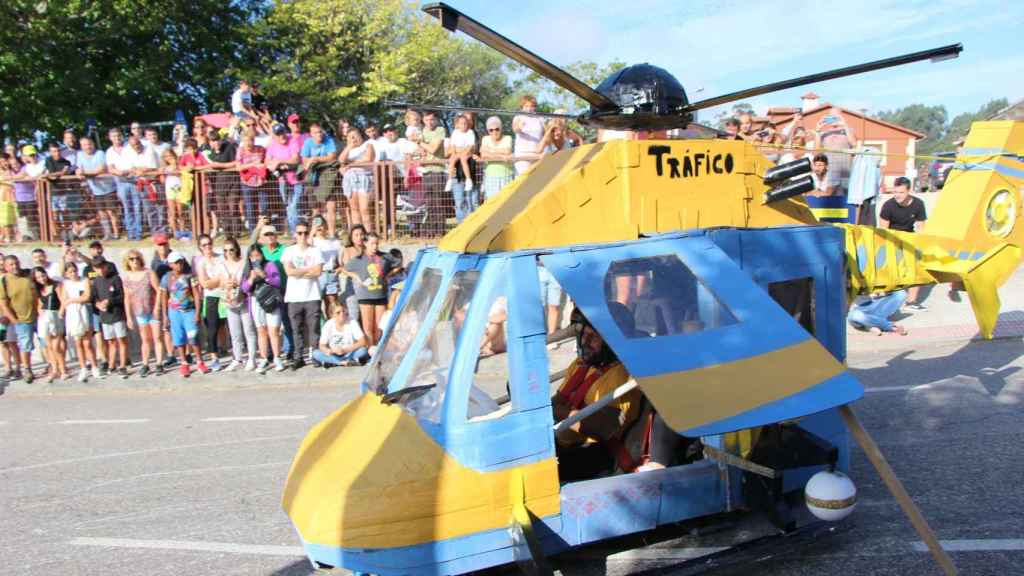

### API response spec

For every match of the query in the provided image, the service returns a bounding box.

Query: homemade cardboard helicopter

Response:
[283,5,1022,575]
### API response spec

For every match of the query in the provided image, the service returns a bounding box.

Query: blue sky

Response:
[440,0,1024,120]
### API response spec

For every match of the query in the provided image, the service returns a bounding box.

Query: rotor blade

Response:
[386,101,579,120]
[422,3,619,112]
[681,43,963,113]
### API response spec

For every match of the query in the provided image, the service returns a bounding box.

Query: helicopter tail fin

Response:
[922,242,1021,339]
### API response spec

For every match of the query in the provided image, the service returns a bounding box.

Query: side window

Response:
[767,277,815,335]
[467,277,511,421]
[466,266,509,420]
[604,254,738,338]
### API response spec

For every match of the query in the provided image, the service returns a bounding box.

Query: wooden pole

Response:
[839,404,957,575]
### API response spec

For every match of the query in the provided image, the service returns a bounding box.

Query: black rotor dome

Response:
[590,63,691,130]
[596,64,688,113]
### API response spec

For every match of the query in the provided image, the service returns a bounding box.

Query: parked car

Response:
[928,151,956,191]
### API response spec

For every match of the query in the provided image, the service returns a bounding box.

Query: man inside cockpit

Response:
[552,306,643,482]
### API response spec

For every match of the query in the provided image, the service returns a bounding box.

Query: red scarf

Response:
[557,363,605,410]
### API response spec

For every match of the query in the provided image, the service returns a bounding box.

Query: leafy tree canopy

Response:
[0,0,263,142]
[236,0,514,129]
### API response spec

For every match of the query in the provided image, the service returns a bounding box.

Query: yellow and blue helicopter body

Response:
[277,120,1024,573]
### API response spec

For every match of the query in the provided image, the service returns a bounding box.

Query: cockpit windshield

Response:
[368,266,483,423]
[368,267,443,389]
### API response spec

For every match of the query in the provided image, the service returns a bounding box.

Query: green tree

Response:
[712,102,755,129]
[943,98,1009,148]
[0,0,263,143]
[876,103,948,151]
[238,0,514,128]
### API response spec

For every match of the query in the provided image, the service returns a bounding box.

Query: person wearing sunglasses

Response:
[122,249,164,376]
[479,116,513,201]
[220,238,258,371]
[193,234,222,372]
[282,220,324,370]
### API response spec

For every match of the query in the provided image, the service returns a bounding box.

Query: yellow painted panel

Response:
[283,394,560,549]
[638,339,844,432]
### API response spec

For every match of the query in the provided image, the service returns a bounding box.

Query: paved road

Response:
[2,337,1022,576]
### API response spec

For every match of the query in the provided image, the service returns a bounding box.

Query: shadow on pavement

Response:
[267,560,316,575]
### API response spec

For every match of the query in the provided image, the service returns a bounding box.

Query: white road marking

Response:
[82,461,292,492]
[588,548,729,560]
[865,384,937,393]
[60,419,151,425]
[912,539,1024,552]
[201,415,307,422]
[0,434,299,474]
[69,537,305,557]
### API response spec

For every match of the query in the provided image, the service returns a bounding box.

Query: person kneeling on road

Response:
[312,302,369,368]
[848,289,908,336]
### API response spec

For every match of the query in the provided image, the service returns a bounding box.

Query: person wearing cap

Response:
[479,116,514,200]
[149,232,180,366]
[265,123,304,235]
[15,145,46,240]
[287,114,306,149]
[159,251,204,377]
[251,220,293,360]
[375,124,403,165]
[83,241,117,373]
[92,259,131,378]
[206,131,242,237]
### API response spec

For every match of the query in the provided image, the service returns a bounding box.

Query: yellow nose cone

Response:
[282,393,560,550]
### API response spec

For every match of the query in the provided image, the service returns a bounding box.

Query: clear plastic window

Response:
[368,267,443,390]
[400,269,482,422]
[604,254,738,338]
[467,279,510,421]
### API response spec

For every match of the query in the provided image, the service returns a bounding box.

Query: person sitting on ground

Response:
[848,289,909,336]
[312,302,369,368]
[551,307,642,482]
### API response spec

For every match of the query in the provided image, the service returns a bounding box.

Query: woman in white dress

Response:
[59,264,100,382]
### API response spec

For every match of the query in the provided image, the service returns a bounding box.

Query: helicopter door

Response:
[540,234,862,437]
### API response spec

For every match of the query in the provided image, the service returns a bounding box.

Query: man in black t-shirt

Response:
[207,132,242,237]
[879,176,928,308]
[879,176,926,232]
[44,141,76,240]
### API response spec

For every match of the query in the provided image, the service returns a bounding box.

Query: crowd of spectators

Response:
[0,221,411,382]
[0,85,582,245]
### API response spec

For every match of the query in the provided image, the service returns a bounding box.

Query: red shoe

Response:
[196,361,210,374]
[180,364,191,378]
